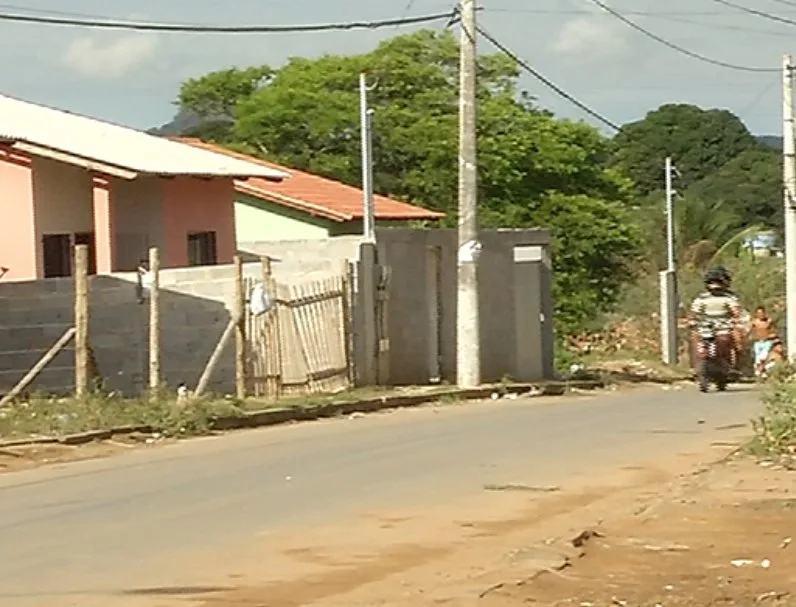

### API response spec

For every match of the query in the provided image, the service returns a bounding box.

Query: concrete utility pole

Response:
[659,157,678,365]
[456,0,480,387]
[665,157,676,273]
[782,54,796,356]
[359,73,376,241]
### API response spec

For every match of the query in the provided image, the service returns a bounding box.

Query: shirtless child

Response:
[751,306,776,376]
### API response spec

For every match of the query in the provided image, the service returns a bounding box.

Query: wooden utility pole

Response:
[74,245,89,397]
[148,246,160,395]
[234,255,246,399]
[456,0,480,387]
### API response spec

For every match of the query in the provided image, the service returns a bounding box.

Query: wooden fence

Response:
[245,264,353,399]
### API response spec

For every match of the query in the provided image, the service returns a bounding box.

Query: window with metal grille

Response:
[187,231,218,266]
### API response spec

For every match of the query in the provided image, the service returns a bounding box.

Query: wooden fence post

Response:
[341,259,355,385]
[148,246,160,397]
[234,255,246,400]
[195,318,237,397]
[74,245,89,397]
[261,256,282,399]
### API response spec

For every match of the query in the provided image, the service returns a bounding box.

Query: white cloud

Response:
[553,17,629,62]
[63,34,159,79]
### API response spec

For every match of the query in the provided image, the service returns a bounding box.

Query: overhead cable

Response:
[476,25,621,131]
[0,9,455,33]
[587,0,778,73]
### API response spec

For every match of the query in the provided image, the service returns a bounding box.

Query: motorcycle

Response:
[695,325,730,392]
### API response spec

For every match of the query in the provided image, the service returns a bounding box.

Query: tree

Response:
[177,67,272,143]
[686,147,782,228]
[611,104,758,196]
[529,193,642,334]
[174,30,643,333]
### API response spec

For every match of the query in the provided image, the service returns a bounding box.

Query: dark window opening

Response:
[42,234,71,278]
[187,231,218,266]
[42,232,98,278]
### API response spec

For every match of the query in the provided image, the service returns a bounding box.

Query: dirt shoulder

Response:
[162,450,795,607]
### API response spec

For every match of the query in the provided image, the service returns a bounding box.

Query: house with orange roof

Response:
[176,138,444,242]
[0,96,286,281]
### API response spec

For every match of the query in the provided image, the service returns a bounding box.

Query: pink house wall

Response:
[1,149,238,278]
[0,149,37,281]
[162,177,237,267]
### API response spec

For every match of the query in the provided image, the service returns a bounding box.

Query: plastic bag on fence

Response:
[250,282,273,316]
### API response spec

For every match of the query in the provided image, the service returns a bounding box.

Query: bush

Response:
[750,363,796,456]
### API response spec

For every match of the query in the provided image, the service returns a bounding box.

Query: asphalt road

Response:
[0,385,761,605]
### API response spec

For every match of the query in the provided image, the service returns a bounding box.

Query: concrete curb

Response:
[0,380,604,450]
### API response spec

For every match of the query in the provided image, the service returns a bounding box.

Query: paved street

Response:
[0,385,761,605]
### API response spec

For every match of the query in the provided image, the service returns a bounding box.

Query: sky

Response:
[0,0,792,135]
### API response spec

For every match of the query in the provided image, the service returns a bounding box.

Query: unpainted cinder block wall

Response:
[0,266,272,396]
[372,228,554,385]
[0,239,363,397]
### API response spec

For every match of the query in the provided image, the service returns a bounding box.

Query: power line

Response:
[475,25,621,131]
[763,0,796,9]
[587,0,778,73]
[484,7,796,16]
[0,9,455,33]
[710,0,796,26]
[644,12,795,38]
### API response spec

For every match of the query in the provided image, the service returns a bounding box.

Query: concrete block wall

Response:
[372,228,554,385]
[238,236,362,281]
[0,247,359,397]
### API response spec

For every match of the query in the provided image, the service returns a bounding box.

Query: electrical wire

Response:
[475,25,621,131]
[0,9,455,33]
[483,8,785,16]
[642,12,795,38]
[736,78,779,118]
[768,0,796,8]
[710,0,796,26]
[587,0,778,73]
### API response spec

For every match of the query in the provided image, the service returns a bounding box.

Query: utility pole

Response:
[660,157,678,365]
[359,73,376,241]
[665,157,675,273]
[783,54,796,356]
[456,0,480,387]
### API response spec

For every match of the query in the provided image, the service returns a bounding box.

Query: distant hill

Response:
[757,135,782,150]
[147,109,203,136]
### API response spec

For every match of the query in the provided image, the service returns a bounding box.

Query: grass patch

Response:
[0,392,243,440]
[749,364,796,457]
[0,385,454,441]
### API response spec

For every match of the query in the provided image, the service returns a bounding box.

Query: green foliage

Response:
[531,193,643,334]
[0,392,244,439]
[627,193,747,270]
[176,29,642,335]
[751,363,796,456]
[179,66,272,119]
[617,255,783,326]
[611,103,758,196]
[686,147,782,227]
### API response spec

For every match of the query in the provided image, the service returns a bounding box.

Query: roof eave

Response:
[234,182,353,222]
[13,141,138,179]
[154,171,286,181]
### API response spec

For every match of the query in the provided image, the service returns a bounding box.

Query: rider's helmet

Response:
[704,267,728,292]
[714,265,732,288]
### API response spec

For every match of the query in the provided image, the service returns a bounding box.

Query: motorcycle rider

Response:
[688,267,744,374]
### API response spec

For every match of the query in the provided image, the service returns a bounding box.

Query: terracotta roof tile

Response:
[175,138,445,223]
